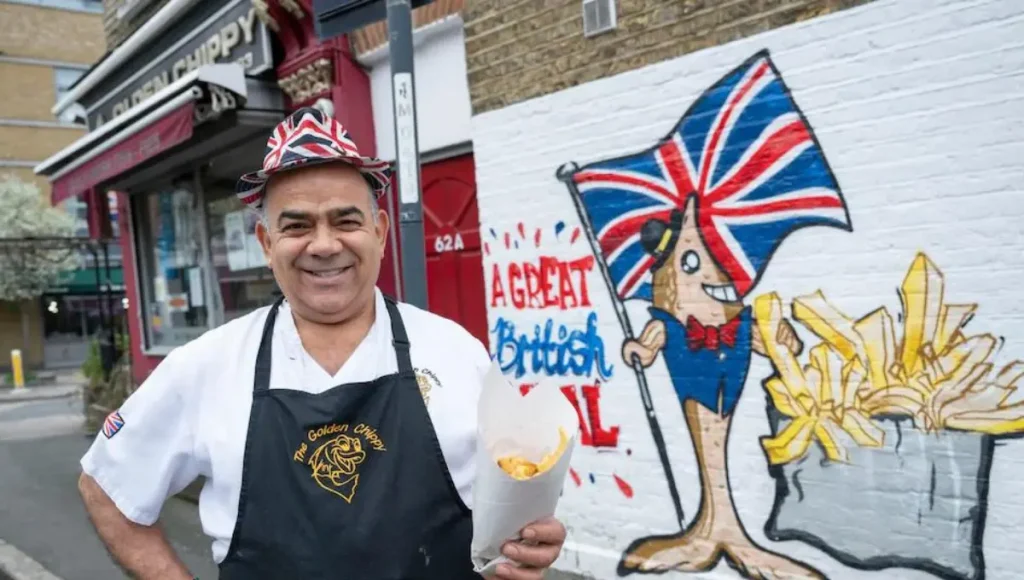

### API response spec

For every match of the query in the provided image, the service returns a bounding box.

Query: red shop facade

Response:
[35,0,487,385]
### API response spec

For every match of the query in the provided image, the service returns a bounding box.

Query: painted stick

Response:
[556,161,686,531]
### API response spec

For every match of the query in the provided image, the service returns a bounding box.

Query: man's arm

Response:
[78,473,192,580]
[78,346,203,579]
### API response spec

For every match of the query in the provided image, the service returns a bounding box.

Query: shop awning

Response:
[35,64,249,206]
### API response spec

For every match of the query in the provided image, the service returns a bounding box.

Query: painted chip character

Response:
[559,50,852,578]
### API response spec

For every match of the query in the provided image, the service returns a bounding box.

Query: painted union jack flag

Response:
[102,410,124,439]
[563,51,851,301]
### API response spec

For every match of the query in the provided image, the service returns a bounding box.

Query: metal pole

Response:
[387,0,428,310]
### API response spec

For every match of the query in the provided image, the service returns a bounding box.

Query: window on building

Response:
[5,0,103,13]
[54,67,88,125]
[204,180,279,324]
[132,179,211,349]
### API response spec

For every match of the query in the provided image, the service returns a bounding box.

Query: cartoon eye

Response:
[681,250,700,274]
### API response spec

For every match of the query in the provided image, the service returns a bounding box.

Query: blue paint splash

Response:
[489,228,497,239]
[555,221,566,238]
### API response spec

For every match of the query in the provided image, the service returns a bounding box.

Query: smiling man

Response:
[77,107,566,580]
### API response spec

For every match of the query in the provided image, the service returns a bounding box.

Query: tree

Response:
[0,173,80,363]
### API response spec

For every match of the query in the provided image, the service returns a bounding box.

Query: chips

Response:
[497,427,570,481]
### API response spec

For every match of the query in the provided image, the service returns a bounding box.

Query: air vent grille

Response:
[583,0,616,37]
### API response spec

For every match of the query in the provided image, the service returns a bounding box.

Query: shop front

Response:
[36,0,386,383]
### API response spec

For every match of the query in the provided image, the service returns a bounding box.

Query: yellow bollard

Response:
[10,349,25,389]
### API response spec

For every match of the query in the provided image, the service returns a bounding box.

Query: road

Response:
[0,388,585,580]
[0,390,220,580]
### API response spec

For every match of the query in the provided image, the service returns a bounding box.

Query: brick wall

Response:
[0,63,61,122]
[0,3,105,64]
[102,0,171,50]
[469,0,1024,578]
[465,0,873,115]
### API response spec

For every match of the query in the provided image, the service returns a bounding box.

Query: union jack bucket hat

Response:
[236,106,391,210]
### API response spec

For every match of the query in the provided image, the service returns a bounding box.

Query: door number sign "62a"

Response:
[434,233,465,253]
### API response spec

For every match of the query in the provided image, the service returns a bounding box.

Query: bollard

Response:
[10,349,25,389]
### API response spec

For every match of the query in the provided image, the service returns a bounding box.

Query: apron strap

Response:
[383,297,415,379]
[253,296,285,393]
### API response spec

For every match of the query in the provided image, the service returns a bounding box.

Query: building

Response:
[34,0,484,384]
[0,0,117,371]
[465,1,1024,579]
[345,0,487,345]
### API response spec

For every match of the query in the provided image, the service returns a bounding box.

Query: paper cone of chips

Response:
[470,363,579,576]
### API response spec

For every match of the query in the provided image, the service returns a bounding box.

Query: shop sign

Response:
[87,0,272,128]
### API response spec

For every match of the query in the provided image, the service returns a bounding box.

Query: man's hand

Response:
[495,516,567,579]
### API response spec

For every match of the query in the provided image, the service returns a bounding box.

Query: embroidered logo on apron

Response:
[293,423,387,503]
[414,368,442,405]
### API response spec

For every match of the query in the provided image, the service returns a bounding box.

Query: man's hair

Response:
[259,172,379,227]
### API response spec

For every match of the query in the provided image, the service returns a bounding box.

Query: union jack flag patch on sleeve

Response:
[102,411,125,439]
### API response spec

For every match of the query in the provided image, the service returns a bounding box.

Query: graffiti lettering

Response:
[491,312,613,380]
[490,255,595,310]
[520,382,620,448]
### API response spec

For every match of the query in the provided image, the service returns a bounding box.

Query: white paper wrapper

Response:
[470,363,579,576]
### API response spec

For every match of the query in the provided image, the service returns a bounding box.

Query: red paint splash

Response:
[534,228,542,247]
[570,227,581,245]
[569,468,582,487]
[504,232,511,249]
[484,243,490,256]
[613,474,634,499]
[517,222,525,239]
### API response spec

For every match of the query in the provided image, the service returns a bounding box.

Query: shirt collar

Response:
[276,287,390,363]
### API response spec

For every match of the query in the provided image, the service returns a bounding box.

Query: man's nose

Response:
[306,224,343,257]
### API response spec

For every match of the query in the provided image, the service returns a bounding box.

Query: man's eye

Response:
[281,223,307,232]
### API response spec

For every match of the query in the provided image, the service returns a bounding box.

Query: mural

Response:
[557,50,848,578]
[758,252,1024,580]
[475,3,1024,578]
[487,223,632,495]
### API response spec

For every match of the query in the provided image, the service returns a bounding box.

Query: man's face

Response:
[255,163,389,324]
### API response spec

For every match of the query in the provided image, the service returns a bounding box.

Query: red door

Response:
[420,154,488,347]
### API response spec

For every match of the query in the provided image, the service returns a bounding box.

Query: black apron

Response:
[218,297,478,579]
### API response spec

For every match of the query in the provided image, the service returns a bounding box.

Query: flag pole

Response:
[557,162,686,531]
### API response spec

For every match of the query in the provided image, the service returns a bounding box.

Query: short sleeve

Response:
[80,347,200,526]
[470,334,493,379]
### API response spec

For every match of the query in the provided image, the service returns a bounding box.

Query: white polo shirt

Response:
[80,288,491,563]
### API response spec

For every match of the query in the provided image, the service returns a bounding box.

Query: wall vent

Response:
[583,0,616,38]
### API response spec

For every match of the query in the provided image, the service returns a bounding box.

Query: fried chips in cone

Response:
[470,364,579,576]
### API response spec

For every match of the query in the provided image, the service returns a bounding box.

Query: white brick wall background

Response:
[470,0,1024,579]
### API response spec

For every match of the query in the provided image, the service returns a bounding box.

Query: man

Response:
[78,107,566,579]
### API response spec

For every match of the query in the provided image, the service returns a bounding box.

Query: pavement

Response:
[0,375,587,580]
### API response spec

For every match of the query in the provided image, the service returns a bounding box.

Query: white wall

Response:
[471,0,1024,579]
[363,15,473,162]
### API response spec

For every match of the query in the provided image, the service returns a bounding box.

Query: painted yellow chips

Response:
[497,427,570,481]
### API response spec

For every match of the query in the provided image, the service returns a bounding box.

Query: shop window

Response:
[204,180,279,323]
[132,182,211,349]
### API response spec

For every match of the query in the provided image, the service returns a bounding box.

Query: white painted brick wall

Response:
[471,1,1024,578]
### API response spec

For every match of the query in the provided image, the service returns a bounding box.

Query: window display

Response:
[205,181,279,322]
[134,183,210,348]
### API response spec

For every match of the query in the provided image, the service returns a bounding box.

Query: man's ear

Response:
[374,206,390,253]
[255,217,273,267]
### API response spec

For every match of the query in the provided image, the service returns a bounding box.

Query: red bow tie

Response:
[686,316,741,351]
